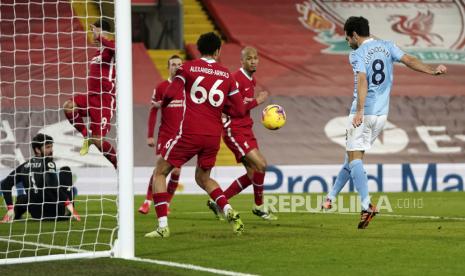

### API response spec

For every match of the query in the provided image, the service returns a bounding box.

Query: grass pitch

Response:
[1,192,465,275]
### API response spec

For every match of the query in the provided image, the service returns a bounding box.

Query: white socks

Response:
[158,216,168,228]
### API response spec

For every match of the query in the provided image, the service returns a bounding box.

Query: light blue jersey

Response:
[349,38,405,115]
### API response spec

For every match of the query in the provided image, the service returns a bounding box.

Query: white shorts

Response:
[346,114,387,151]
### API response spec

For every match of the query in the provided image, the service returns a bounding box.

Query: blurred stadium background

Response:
[1,0,465,274]
[3,0,465,192]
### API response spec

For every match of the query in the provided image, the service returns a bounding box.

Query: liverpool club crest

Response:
[297,0,465,64]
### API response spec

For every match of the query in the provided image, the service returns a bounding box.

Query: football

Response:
[261,104,286,130]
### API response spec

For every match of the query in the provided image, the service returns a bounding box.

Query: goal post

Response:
[114,0,135,259]
[0,0,134,264]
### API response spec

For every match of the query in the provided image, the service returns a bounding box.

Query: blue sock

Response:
[349,159,370,210]
[328,156,350,201]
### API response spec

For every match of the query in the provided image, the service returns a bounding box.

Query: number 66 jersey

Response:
[173,57,241,137]
[349,39,405,116]
[160,57,245,169]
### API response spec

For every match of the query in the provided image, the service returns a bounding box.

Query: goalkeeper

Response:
[1,133,80,222]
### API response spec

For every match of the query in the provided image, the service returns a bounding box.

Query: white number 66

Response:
[190,76,224,107]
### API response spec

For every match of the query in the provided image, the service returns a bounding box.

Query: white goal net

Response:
[0,0,133,264]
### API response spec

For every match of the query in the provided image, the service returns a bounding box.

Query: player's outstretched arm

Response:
[1,205,14,223]
[1,170,16,207]
[1,174,15,223]
[243,90,269,111]
[400,54,447,75]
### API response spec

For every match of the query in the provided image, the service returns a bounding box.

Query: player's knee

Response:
[154,167,163,176]
[152,168,159,179]
[194,173,203,184]
[246,170,254,180]
[194,170,208,185]
[155,159,173,177]
[256,159,267,173]
[172,167,181,176]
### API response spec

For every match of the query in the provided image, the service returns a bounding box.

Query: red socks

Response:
[209,188,229,210]
[167,173,180,202]
[101,140,117,169]
[252,172,265,206]
[224,174,252,199]
[145,173,180,203]
[153,192,170,218]
[223,172,265,205]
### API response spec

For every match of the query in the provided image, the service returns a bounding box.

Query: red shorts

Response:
[73,94,115,136]
[156,133,175,155]
[222,127,258,163]
[161,134,221,170]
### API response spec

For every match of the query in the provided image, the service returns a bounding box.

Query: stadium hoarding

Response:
[134,163,465,193]
[2,99,465,168]
[2,164,460,195]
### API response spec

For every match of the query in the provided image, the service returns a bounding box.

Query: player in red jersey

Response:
[138,55,183,215]
[145,32,246,238]
[207,47,277,221]
[63,19,117,168]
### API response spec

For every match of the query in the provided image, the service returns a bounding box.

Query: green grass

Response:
[1,193,465,275]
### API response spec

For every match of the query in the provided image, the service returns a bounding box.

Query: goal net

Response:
[0,0,133,264]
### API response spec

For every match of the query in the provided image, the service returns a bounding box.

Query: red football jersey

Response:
[227,68,258,129]
[151,79,183,137]
[88,36,115,96]
[174,58,239,136]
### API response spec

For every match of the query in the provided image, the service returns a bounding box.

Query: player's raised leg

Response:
[197,166,244,235]
[145,157,173,238]
[322,153,351,210]
[81,94,117,169]
[89,135,117,169]
[63,98,89,141]
[219,148,276,220]
[223,173,252,199]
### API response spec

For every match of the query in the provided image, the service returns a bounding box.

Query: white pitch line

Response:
[0,238,258,276]
[0,237,88,253]
[176,211,465,221]
[336,213,465,221]
[131,257,259,276]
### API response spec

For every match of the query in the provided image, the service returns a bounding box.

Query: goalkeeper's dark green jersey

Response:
[0,157,66,206]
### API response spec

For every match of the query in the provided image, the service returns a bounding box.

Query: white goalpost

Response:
[0,0,134,264]
[114,0,134,260]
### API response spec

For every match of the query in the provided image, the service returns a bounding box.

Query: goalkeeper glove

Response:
[2,205,14,223]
